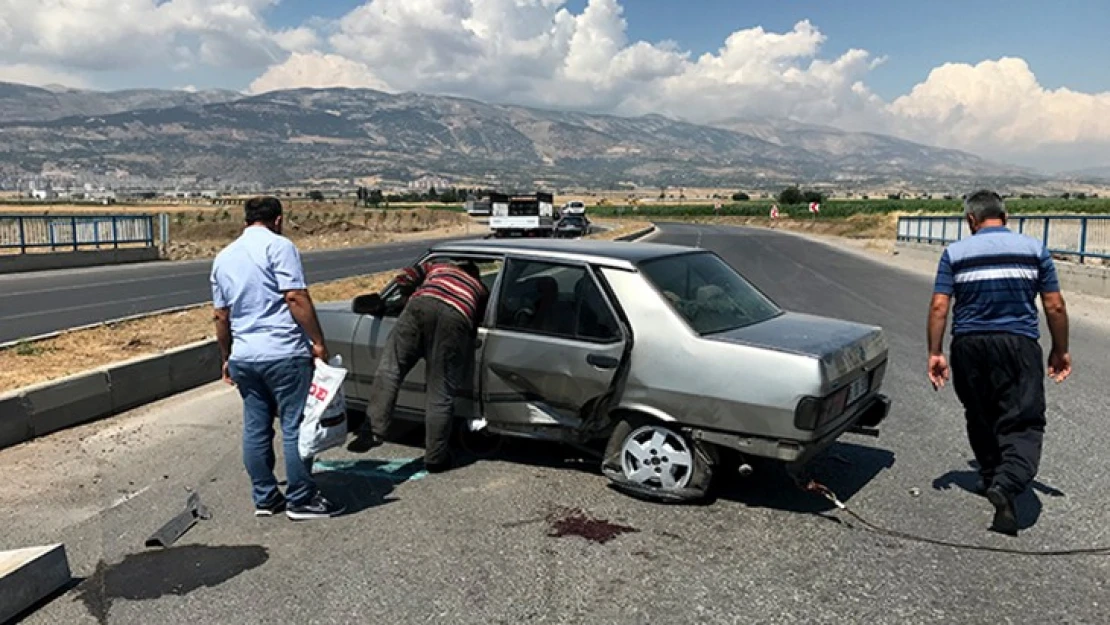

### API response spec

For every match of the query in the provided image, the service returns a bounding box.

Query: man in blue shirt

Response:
[211,196,344,521]
[927,189,1071,536]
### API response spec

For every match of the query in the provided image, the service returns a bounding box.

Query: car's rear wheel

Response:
[601,415,713,503]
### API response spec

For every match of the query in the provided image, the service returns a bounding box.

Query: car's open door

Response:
[351,252,504,422]
[478,256,628,434]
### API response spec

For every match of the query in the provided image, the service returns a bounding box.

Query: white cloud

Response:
[0,0,291,72]
[249,52,392,93]
[885,58,1110,166]
[0,0,1107,171]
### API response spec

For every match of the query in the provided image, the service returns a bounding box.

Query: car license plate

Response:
[846,375,869,405]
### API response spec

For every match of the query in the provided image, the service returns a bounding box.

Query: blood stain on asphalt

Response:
[545,507,639,544]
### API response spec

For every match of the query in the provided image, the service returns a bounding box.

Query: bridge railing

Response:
[897,214,1110,263]
[0,214,156,254]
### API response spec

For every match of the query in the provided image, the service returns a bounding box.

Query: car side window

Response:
[495,259,620,342]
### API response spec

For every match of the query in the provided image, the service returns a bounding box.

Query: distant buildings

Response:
[407,175,451,191]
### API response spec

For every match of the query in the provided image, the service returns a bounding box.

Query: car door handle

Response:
[586,353,619,369]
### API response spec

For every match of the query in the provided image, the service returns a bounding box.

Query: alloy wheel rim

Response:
[619,425,693,490]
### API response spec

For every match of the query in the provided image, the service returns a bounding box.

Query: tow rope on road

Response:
[802,480,1110,556]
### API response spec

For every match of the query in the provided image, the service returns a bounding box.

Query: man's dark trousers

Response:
[366,296,472,466]
[950,332,1047,497]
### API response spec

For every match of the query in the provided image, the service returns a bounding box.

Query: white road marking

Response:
[105,485,151,511]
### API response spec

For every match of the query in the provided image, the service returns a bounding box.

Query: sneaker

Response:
[286,494,345,521]
[254,493,286,517]
[985,486,1019,536]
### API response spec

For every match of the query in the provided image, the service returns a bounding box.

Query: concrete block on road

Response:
[0,543,72,624]
[107,353,174,413]
[0,391,32,450]
[22,370,113,438]
[167,340,221,392]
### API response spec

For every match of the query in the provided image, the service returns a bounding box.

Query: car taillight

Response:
[794,387,850,431]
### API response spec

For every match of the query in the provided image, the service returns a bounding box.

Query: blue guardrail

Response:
[0,214,155,253]
[897,214,1110,263]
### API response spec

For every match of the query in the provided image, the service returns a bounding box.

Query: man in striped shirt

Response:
[927,190,1071,536]
[352,259,489,471]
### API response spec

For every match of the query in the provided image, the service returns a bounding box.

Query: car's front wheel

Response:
[601,415,713,503]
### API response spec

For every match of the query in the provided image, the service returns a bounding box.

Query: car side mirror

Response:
[352,293,384,316]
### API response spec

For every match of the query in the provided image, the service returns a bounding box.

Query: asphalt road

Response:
[0,236,472,344]
[4,222,1109,624]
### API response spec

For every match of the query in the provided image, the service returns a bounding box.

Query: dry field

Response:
[162,206,473,260]
[1,221,652,392]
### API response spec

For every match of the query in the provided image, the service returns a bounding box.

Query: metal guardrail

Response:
[0,214,155,253]
[897,214,1110,263]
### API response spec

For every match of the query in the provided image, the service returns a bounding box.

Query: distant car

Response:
[562,200,587,215]
[319,238,891,502]
[554,214,591,238]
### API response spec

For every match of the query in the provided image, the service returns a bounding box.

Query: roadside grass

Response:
[0,221,652,393]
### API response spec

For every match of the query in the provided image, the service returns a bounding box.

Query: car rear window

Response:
[638,251,782,335]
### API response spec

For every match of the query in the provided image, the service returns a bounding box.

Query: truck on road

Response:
[489,192,555,238]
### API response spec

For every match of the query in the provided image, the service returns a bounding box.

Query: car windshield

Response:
[638,251,782,335]
[561,216,584,224]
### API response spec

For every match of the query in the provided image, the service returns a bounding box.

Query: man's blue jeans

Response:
[228,357,317,508]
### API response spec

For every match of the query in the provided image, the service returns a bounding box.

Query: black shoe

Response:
[985,486,1019,536]
[254,493,286,517]
[424,456,454,474]
[286,494,346,521]
[347,430,383,454]
[973,478,990,496]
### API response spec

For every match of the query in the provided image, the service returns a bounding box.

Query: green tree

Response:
[778,187,804,205]
[731,191,750,201]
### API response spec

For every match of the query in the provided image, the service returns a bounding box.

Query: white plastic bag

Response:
[298,355,349,460]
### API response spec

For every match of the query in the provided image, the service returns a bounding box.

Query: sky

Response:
[0,0,1108,173]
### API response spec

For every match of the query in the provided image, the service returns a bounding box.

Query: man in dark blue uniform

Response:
[926,190,1071,536]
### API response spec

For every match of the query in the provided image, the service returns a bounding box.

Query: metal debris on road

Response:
[144,493,211,549]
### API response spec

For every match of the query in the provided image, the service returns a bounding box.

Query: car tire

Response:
[601,414,713,503]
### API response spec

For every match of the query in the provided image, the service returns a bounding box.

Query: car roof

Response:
[427,237,701,269]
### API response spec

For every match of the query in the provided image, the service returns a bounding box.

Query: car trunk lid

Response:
[704,311,886,386]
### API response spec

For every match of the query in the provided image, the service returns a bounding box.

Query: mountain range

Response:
[0,81,1048,190]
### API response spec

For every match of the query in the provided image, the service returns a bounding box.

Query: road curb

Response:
[0,340,221,452]
[614,225,657,241]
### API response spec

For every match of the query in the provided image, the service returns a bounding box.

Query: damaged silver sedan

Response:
[319,238,891,502]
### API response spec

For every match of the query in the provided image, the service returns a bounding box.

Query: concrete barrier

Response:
[0,544,72,624]
[22,370,113,438]
[107,354,174,414]
[895,241,1110,300]
[0,392,31,449]
[0,247,160,274]
[0,340,223,452]
[167,340,222,390]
